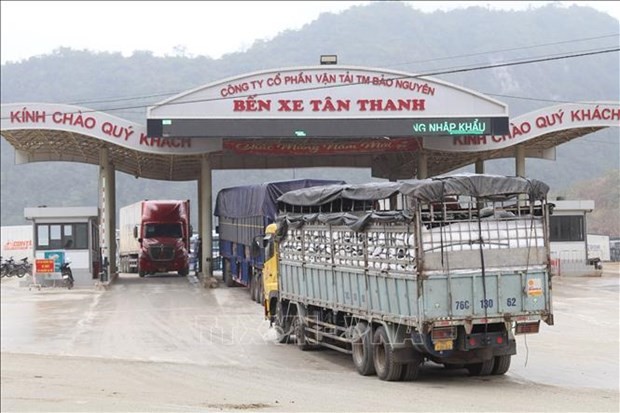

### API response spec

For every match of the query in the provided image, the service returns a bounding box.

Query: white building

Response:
[587,234,611,262]
[1,225,34,263]
[549,199,602,276]
[24,206,101,287]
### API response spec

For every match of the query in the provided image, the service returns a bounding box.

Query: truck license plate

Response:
[434,340,453,351]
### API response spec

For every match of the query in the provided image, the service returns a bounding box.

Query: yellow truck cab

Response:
[262,223,279,320]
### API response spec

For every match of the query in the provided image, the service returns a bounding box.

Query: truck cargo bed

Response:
[279,216,552,328]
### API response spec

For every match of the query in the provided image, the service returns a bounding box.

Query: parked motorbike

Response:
[61,260,74,289]
[0,256,29,278]
[0,256,11,277]
[14,257,32,278]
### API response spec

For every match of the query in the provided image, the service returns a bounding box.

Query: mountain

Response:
[1,2,619,232]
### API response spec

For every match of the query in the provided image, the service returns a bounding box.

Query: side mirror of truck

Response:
[138,238,143,244]
[251,237,262,257]
[262,235,271,248]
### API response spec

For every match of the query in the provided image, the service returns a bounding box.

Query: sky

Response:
[1,1,619,64]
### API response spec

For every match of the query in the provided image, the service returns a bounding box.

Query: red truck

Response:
[118,200,191,277]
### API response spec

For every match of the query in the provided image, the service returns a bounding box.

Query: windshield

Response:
[144,223,183,238]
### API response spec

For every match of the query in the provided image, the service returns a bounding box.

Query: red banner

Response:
[224,137,420,156]
[35,259,55,273]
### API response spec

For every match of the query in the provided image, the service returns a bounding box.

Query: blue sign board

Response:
[44,251,65,272]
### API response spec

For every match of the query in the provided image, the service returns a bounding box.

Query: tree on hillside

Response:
[562,169,620,237]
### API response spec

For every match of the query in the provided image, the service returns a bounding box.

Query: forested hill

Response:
[1,2,619,233]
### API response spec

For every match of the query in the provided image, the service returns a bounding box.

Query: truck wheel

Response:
[351,322,375,376]
[274,302,292,344]
[466,358,495,376]
[178,266,189,277]
[249,274,257,302]
[491,355,511,375]
[223,259,235,287]
[257,274,265,305]
[373,326,403,381]
[294,316,313,351]
[400,359,422,381]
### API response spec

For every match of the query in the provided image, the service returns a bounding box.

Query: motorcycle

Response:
[61,260,74,289]
[0,256,11,277]
[14,257,32,278]
[2,257,32,278]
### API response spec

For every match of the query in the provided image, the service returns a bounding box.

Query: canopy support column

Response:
[99,147,116,282]
[515,145,526,177]
[515,145,527,206]
[417,153,428,179]
[475,159,485,174]
[197,173,203,274]
[200,155,214,285]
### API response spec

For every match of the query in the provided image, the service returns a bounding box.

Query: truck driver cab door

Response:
[261,225,279,319]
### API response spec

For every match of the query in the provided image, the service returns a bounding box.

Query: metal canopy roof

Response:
[0,128,203,181]
[1,102,617,181]
[0,125,605,181]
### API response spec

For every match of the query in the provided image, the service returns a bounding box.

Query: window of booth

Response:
[35,223,89,250]
[550,215,584,242]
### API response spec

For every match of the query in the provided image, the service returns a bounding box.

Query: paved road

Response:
[1,266,618,412]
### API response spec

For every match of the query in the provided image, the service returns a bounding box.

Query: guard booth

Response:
[24,206,101,287]
[549,199,602,277]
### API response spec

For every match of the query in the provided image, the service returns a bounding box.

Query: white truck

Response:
[263,174,554,381]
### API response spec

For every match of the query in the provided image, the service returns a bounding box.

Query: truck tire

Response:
[351,322,375,376]
[249,273,257,301]
[400,359,422,381]
[223,259,235,287]
[178,266,189,277]
[491,355,511,375]
[253,274,261,304]
[373,326,403,381]
[274,302,292,344]
[257,274,265,305]
[294,316,313,351]
[466,358,495,376]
